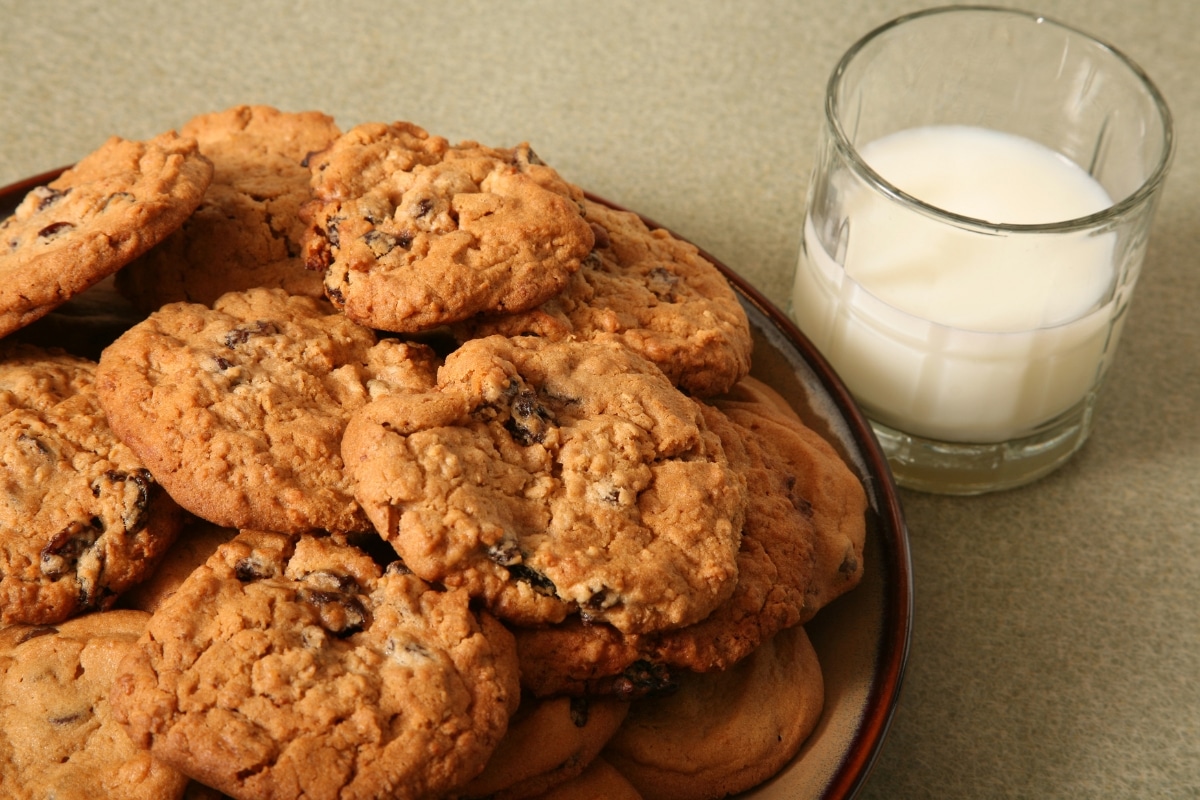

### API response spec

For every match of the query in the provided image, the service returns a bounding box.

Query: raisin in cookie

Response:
[0,343,183,624]
[110,530,521,800]
[342,335,746,635]
[603,624,825,800]
[116,105,340,311]
[455,197,752,397]
[95,287,439,534]
[301,121,594,333]
[0,132,212,338]
[462,694,630,800]
[513,394,837,698]
[0,609,189,800]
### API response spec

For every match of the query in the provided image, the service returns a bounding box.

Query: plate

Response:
[1,172,912,800]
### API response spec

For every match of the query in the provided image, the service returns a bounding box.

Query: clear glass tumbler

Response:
[790,6,1174,494]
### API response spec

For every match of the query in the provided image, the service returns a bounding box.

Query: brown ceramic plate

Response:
[0,171,912,800]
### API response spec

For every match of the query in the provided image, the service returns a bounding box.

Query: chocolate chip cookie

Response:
[95,287,439,534]
[301,121,594,332]
[0,343,184,625]
[456,197,752,397]
[0,609,189,800]
[116,106,340,311]
[0,132,212,338]
[110,530,521,800]
[342,334,746,635]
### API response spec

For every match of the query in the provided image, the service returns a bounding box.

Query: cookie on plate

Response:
[0,609,189,800]
[0,132,212,338]
[513,390,847,698]
[603,624,825,800]
[342,334,746,635]
[461,694,630,800]
[532,757,644,800]
[95,287,439,534]
[455,197,752,398]
[0,343,184,625]
[300,121,595,333]
[116,105,340,311]
[110,530,521,800]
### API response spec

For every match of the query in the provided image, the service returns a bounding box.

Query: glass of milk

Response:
[791,6,1173,494]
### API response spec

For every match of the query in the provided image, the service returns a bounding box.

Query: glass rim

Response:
[826,4,1176,234]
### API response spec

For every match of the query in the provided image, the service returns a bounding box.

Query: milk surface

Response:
[793,125,1120,442]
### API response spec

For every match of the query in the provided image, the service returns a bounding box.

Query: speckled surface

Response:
[2,1,1198,796]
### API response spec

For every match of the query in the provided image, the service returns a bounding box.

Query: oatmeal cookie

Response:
[603,624,824,800]
[95,287,439,534]
[342,335,745,635]
[0,609,189,800]
[456,198,752,397]
[0,343,183,625]
[0,132,212,338]
[301,121,594,332]
[116,105,340,311]
[110,530,521,800]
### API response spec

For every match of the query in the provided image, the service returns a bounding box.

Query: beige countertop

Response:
[2,0,1197,796]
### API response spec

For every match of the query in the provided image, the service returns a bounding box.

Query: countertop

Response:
[2,1,1196,796]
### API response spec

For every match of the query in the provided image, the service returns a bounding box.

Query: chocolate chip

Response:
[224,320,280,348]
[36,221,75,241]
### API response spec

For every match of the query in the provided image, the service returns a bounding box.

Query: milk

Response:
[792,125,1120,443]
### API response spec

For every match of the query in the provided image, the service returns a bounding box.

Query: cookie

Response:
[603,624,825,800]
[532,757,644,800]
[0,131,212,338]
[0,343,184,625]
[117,518,239,614]
[512,396,828,698]
[300,121,595,332]
[95,287,439,534]
[714,376,867,619]
[0,609,189,800]
[110,530,521,800]
[455,197,752,397]
[116,106,340,311]
[461,694,630,799]
[342,334,746,635]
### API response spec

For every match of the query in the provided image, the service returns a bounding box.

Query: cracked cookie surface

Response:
[116,105,340,311]
[342,335,746,635]
[95,287,438,534]
[0,131,212,337]
[456,198,752,397]
[0,609,189,800]
[0,343,183,625]
[110,530,520,800]
[301,121,594,333]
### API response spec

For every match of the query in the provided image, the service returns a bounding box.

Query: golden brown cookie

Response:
[0,132,212,338]
[95,287,439,534]
[116,518,238,614]
[111,530,521,800]
[301,121,594,333]
[603,625,825,800]
[512,383,863,698]
[462,694,630,799]
[0,609,189,800]
[116,105,340,311]
[529,757,643,800]
[456,198,752,397]
[342,335,746,635]
[0,343,184,625]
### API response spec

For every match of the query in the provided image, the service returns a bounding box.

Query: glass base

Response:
[869,396,1097,495]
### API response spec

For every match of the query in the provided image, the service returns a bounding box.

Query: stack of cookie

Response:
[0,106,867,800]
